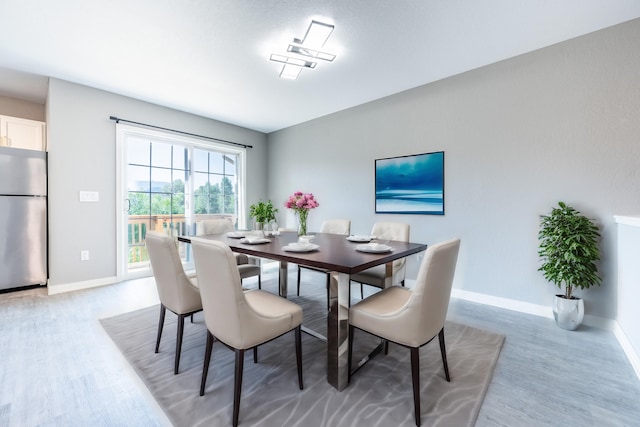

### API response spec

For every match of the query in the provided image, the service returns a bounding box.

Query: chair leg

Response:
[360,283,364,299]
[190,313,194,323]
[297,266,301,296]
[258,274,262,290]
[410,347,421,427]
[325,273,330,311]
[175,314,186,374]
[233,349,245,427]
[438,328,451,382]
[200,331,214,396]
[253,346,258,364]
[384,340,389,355]
[347,324,354,383]
[295,326,303,389]
[155,304,166,353]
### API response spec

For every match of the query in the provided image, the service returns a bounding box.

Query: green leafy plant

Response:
[249,200,278,224]
[538,201,601,299]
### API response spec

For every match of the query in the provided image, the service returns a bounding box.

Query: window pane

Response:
[173,146,188,171]
[151,193,172,215]
[128,137,150,165]
[209,152,224,174]
[193,194,208,214]
[193,172,209,194]
[172,168,188,186]
[224,154,237,175]
[171,177,186,193]
[151,167,172,193]
[128,165,150,191]
[128,192,150,215]
[193,149,209,172]
[221,176,236,214]
[151,141,173,168]
[172,192,185,215]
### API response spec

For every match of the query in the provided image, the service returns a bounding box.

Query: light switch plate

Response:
[79,191,99,202]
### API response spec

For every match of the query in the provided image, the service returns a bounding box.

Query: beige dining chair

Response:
[196,218,262,289]
[191,238,303,427]
[348,238,461,427]
[350,222,410,298]
[296,218,351,308]
[145,231,203,375]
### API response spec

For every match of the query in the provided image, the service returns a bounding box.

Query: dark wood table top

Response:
[179,231,427,275]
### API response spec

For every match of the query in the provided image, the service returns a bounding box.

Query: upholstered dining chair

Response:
[195,218,262,289]
[296,218,351,308]
[191,238,304,427]
[145,231,203,375]
[350,221,410,298]
[348,238,461,427]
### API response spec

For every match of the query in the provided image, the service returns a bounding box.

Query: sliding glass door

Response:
[116,124,245,280]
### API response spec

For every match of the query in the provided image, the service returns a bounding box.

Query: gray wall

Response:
[46,79,267,289]
[267,19,640,321]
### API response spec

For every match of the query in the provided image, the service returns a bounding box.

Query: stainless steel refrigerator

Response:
[0,146,47,291]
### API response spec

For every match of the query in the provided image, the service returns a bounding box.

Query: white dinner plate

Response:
[282,243,319,252]
[346,235,372,243]
[227,231,245,238]
[355,243,393,253]
[240,238,271,244]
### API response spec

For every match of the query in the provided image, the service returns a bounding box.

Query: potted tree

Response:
[249,200,278,234]
[538,201,601,330]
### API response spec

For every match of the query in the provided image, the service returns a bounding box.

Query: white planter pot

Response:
[553,295,584,330]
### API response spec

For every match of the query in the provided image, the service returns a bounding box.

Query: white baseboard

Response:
[613,322,640,381]
[450,288,615,330]
[451,288,553,319]
[47,276,118,295]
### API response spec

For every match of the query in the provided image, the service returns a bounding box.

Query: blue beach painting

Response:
[375,151,444,214]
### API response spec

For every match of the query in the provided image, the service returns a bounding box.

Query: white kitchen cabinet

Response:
[0,115,46,151]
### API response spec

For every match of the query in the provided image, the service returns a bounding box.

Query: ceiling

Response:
[1,1,639,133]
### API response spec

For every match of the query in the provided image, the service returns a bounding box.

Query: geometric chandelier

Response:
[270,20,336,80]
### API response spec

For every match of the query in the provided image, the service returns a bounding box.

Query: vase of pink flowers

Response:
[285,191,319,236]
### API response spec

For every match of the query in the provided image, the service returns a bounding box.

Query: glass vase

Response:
[297,210,308,236]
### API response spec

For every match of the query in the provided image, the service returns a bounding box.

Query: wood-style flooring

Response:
[1,263,639,426]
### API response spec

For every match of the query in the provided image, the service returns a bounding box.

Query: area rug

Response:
[101,278,504,427]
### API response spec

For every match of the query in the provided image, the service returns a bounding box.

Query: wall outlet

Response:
[80,250,89,261]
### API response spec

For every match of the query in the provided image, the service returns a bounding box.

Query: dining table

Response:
[178,230,428,391]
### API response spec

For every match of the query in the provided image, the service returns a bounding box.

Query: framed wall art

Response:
[375,151,444,215]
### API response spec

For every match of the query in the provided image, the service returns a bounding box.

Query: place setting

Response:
[237,231,271,244]
[283,235,319,252]
[347,234,393,253]
[346,234,374,243]
[226,231,246,238]
[355,242,393,253]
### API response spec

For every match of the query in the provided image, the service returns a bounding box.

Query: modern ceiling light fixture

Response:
[270,19,336,80]
[296,20,334,48]
[269,54,317,80]
[287,45,336,62]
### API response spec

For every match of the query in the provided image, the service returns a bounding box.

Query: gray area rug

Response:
[101,275,504,427]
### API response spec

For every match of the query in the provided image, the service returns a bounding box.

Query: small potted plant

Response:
[538,201,601,330]
[249,200,278,231]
